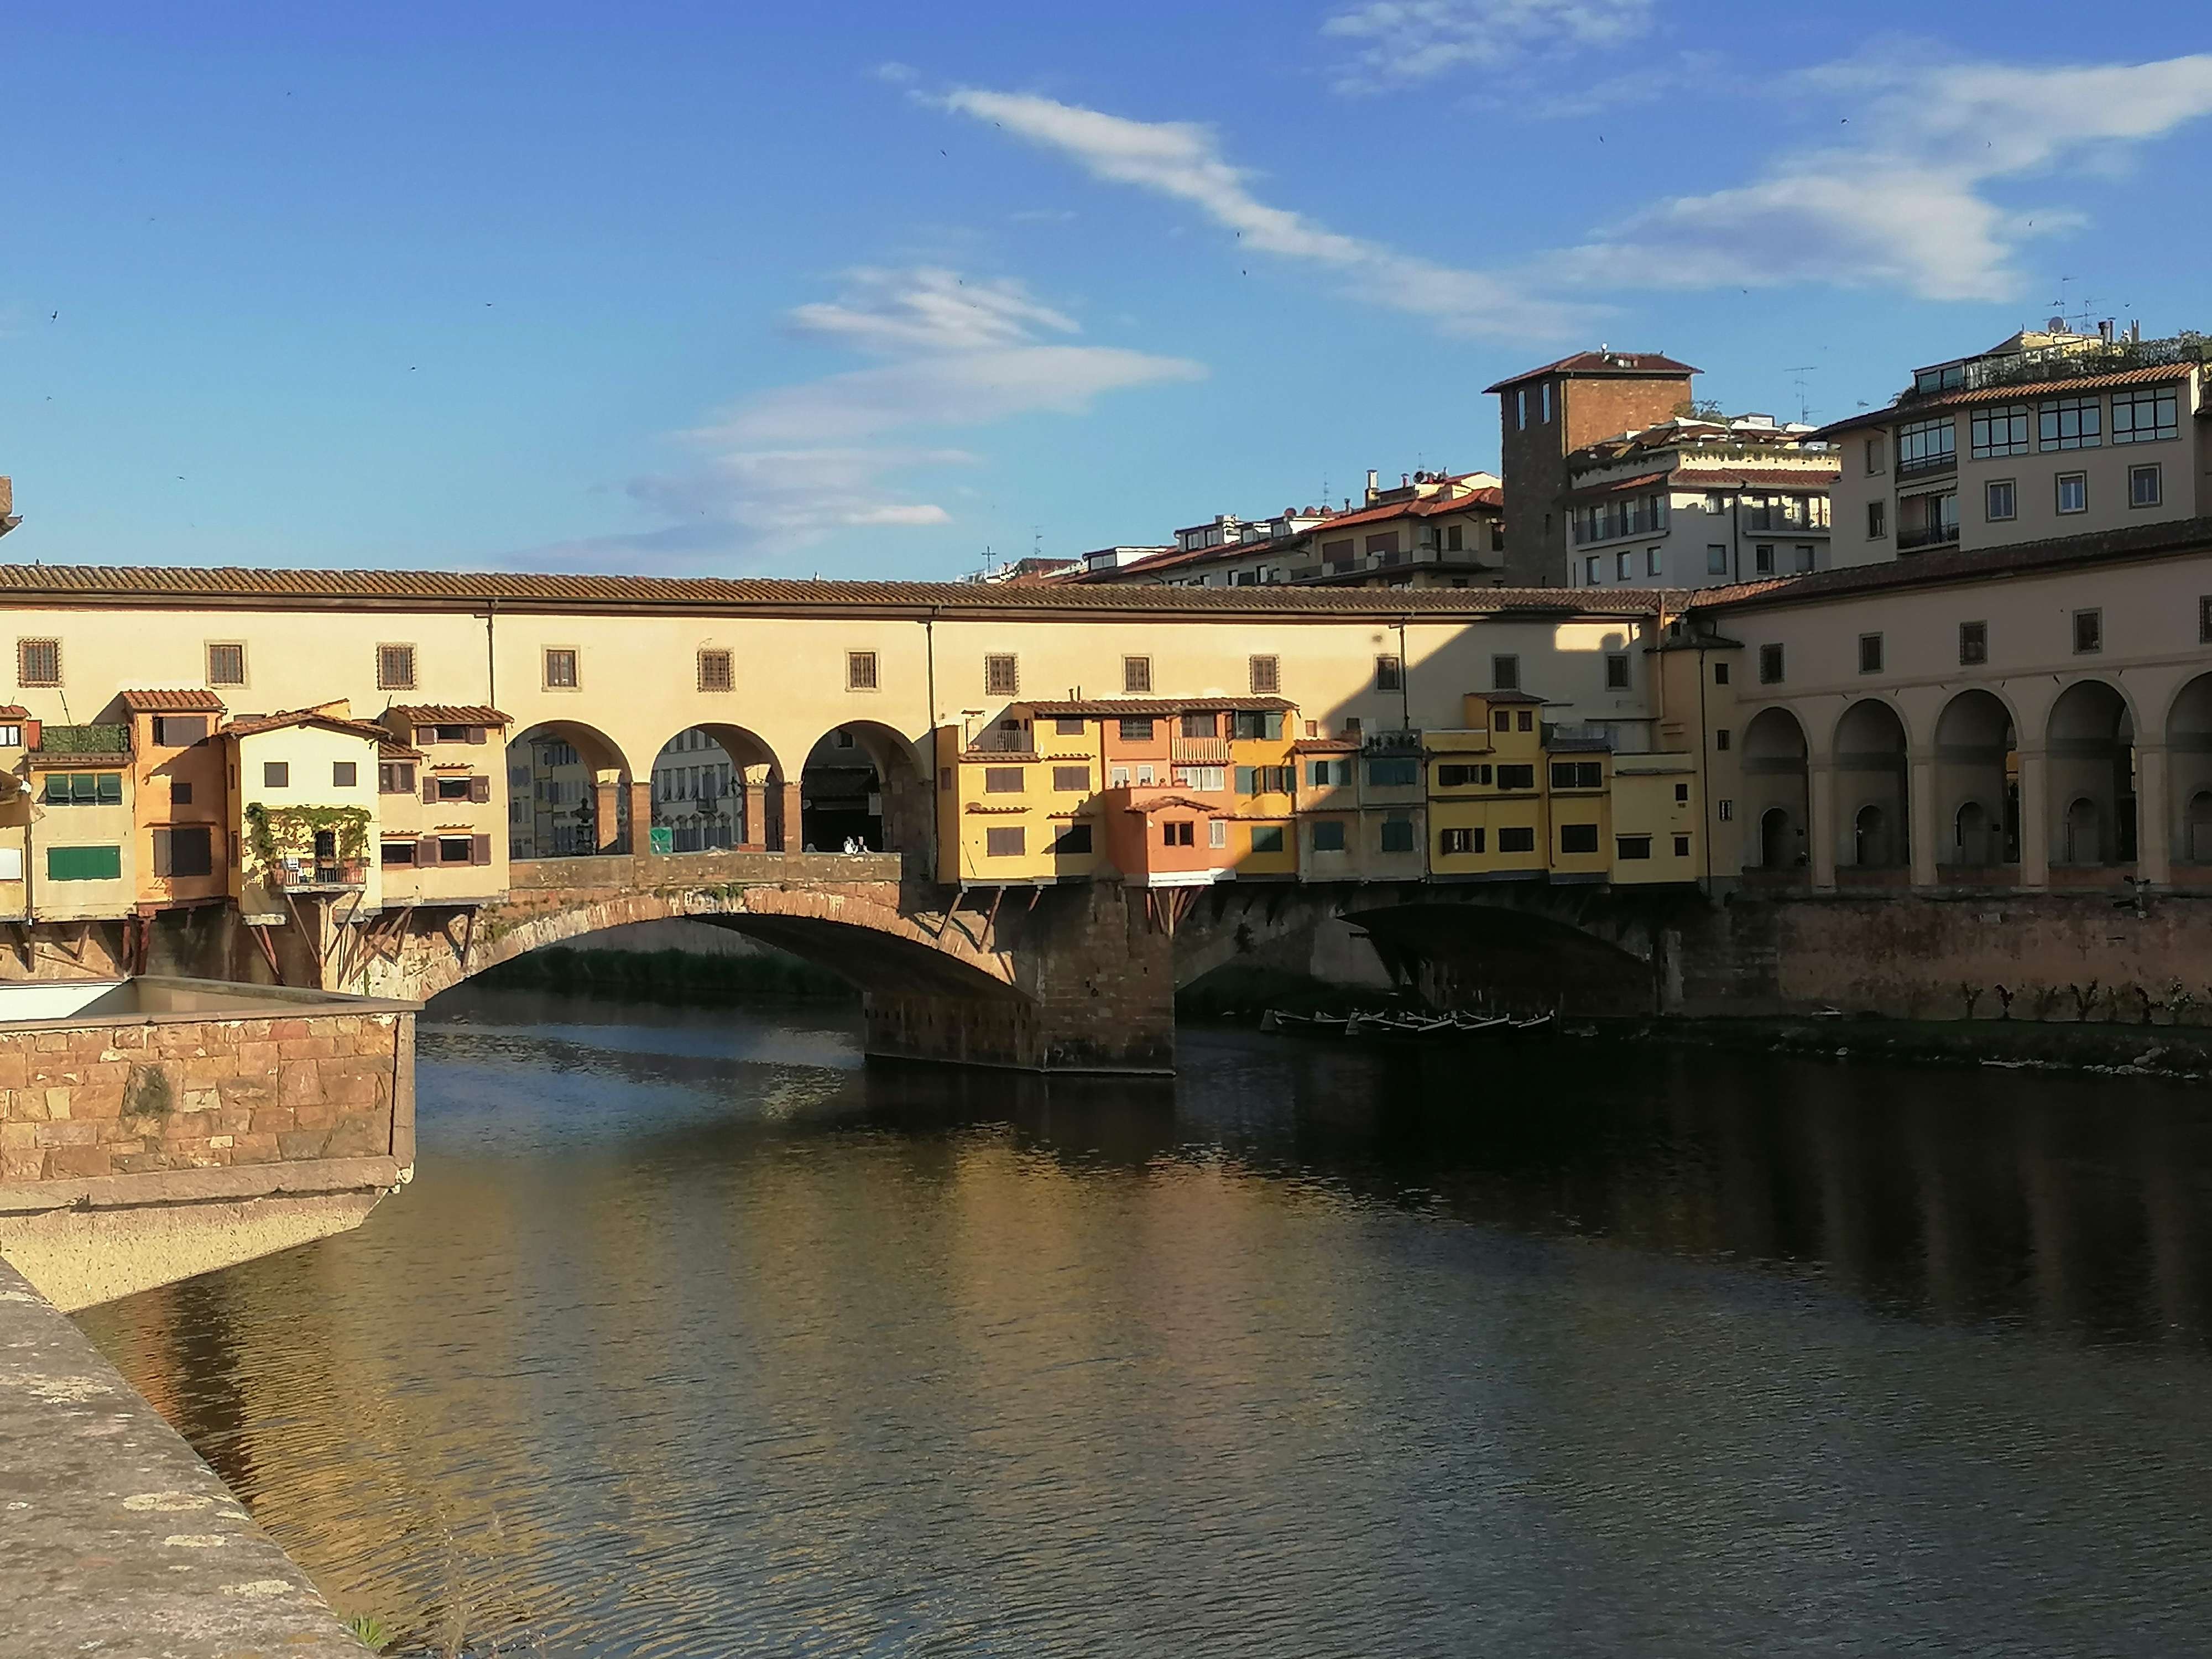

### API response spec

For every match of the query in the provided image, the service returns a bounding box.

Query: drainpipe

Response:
[1696,633,1715,891]
[925,606,939,875]
[1395,618,1412,731]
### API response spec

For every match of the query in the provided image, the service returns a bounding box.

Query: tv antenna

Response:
[1783,366,1817,425]
[2048,277,2103,335]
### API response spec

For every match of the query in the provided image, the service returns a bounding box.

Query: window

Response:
[380,761,417,794]
[1311,820,1347,852]
[1052,766,1089,792]
[152,715,208,747]
[1970,404,2031,459]
[1049,823,1093,855]
[1307,759,1352,787]
[1248,655,1280,695]
[984,766,1024,793]
[1162,820,1194,847]
[1959,621,1988,666]
[1366,758,1419,787]
[1897,416,1957,474]
[1717,799,1734,822]
[1560,823,1600,854]
[1118,717,1155,742]
[1496,763,1536,791]
[206,643,246,686]
[1231,710,1284,740]
[1714,662,1730,685]
[2056,472,2088,515]
[1858,633,1884,675]
[1440,827,1480,855]
[171,780,193,806]
[1584,555,1601,583]
[1715,729,1732,752]
[1541,383,1551,422]
[1794,545,1815,573]
[152,827,213,878]
[985,654,1019,696]
[376,643,416,691]
[1758,643,1784,684]
[440,836,476,865]
[1597,653,1629,692]
[1550,760,1603,790]
[1436,763,1491,787]
[1375,654,1404,692]
[1109,765,1130,787]
[1123,656,1152,694]
[543,648,578,689]
[1176,765,1224,791]
[332,761,358,788]
[1498,826,1536,854]
[1985,479,2016,521]
[1237,765,1292,795]
[1867,500,1886,539]
[1250,825,1286,854]
[1492,654,1519,691]
[985,827,1024,858]
[1646,546,1663,577]
[843,650,878,692]
[1865,434,1886,474]
[1616,835,1652,860]
[2130,465,2162,508]
[382,840,418,867]
[262,761,289,788]
[2073,608,2103,655]
[1178,712,1214,739]
[2111,385,2178,445]
[46,845,121,882]
[1365,533,1399,560]
[435,775,475,801]
[1379,815,1415,853]
[1611,550,1628,581]
[695,649,734,693]
[1674,782,1690,803]
[2201,597,2212,645]
[1707,544,1728,575]
[1754,544,1774,575]
[1673,834,1692,857]
[17,638,59,687]
[1515,387,1527,429]
[2039,397,2101,451]
[0,725,17,747]
[939,768,954,792]
[1516,711,1533,733]
[1493,710,1511,732]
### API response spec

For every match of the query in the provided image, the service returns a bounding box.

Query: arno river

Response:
[79,989,2212,1657]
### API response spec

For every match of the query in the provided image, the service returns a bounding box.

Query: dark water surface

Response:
[77,989,2212,1657]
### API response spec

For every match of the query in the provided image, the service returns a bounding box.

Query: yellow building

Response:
[1608,753,1702,883]
[115,688,229,916]
[222,706,388,919]
[934,716,1105,885]
[1425,693,1551,881]
[377,706,512,905]
[28,721,136,922]
[0,707,32,921]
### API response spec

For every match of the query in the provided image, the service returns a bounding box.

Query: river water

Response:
[76,988,2212,1657]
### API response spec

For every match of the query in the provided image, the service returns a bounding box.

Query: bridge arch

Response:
[796,719,932,869]
[1832,699,1908,869]
[506,719,637,859]
[645,720,785,852]
[2164,671,2212,867]
[1738,706,1809,873]
[2045,679,2136,868]
[1933,689,2017,871]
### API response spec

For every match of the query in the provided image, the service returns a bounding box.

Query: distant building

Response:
[964,556,1083,585]
[649,727,739,851]
[1813,323,2210,566]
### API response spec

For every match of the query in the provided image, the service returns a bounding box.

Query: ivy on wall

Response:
[244,801,370,871]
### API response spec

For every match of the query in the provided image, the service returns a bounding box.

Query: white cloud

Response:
[1322,0,1655,90]
[938,88,1599,339]
[1556,51,2212,301]
[870,61,920,84]
[550,267,1201,572]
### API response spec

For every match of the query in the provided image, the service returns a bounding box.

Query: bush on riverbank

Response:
[476,945,855,1001]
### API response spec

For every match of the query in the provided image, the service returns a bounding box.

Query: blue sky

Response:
[5,2,2211,578]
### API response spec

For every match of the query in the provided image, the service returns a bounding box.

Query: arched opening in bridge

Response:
[1933,689,2017,870]
[1740,708,1808,873]
[2046,681,2135,868]
[1336,897,1657,1018]
[799,722,930,867]
[1954,801,1995,867]
[506,720,634,859]
[1834,700,1907,869]
[647,722,784,851]
[2164,673,2212,865]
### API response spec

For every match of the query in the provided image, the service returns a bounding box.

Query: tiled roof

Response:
[1674,466,1841,489]
[1291,738,1360,753]
[1562,471,1670,502]
[222,707,392,742]
[0,706,30,721]
[1474,689,1549,704]
[1690,514,2212,613]
[1022,697,1295,716]
[1807,363,2198,440]
[1063,492,1505,585]
[1115,792,1222,814]
[117,687,227,713]
[0,563,1654,618]
[1484,350,1699,393]
[385,705,510,727]
[28,750,128,768]
[378,739,424,760]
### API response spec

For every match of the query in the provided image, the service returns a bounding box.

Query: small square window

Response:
[1858,633,1884,675]
[1312,819,1347,852]
[1707,544,1728,575]
[1673,833,1691,857]
[1985,479,2016,521]
[1248,655,1280,694]
[1674,782,1689,803]
[1604,654,1630,690]
[2073,608,2103,655]
[1754,544,1775,575]
[1715,729,1732,752]
[332,761,357,788]
[2056,472,2088,515]
[1718,799,1734,822]
[1123,656,1153,694]
[1959,620,1988,665]
[376,643,416,691]
[1865,434,1886,474]
[847,650,879,691]
[206,643,246,686]
[544,648,579,689]
[1714,662,1730,686]
[17,638,59,687]
[2130,464,2162,509]
[1757,643,1783,685]
[1492,654,1519,691]
[985,654,1019,697]
[1375,654,1404,692]
[985,827,1024,858]
[262,761,290,788]
[172,780,193,806]
[1867,500,1886,540]
[697,649,734,692]
[1516,710,1532,733]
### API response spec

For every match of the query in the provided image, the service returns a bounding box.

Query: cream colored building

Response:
[27,723,135,923]
[377,705,511,905]
[1818,328,2209,566]
[222,707,388,918]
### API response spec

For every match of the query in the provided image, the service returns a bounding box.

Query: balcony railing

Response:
[1170,737,1230,765]
[1741,508,1830,533]
[265,858,367,890]
[1895,451,1957,481]
[1897,522,1961,552]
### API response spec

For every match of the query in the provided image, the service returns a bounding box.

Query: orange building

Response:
[114,688,229,914]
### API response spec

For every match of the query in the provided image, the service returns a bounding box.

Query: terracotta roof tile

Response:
[117,687,227,713]
[384,705,510,727]
[221,707,392,742]
[1021,697,1295,716]
[378,739,424,760]
[1808,363,2199,440]
[1485,350,1699,393]
[0,706,30,721]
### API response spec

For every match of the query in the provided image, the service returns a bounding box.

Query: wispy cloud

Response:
[1322,0,1655,90]
[526,267,1201,572]
[938,89,1599,339]
[1558,51,2212,300]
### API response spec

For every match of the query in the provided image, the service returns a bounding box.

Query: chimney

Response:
[1401,473,1411,489]
[2099,319,2115,344]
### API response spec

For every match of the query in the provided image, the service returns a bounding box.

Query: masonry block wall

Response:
[0,1011,406,1183]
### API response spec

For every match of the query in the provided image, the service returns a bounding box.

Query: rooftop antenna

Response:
[1783,366,1817,425]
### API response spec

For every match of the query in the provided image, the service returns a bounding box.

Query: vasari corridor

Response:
[9,7,2212,1655]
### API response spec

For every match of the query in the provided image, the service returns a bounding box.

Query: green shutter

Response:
[48,845,122,881]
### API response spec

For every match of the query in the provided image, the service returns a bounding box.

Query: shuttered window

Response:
[544,648,579,689]
[985,827,1024,858]
[376,643,416,691]
[1052,766,1089,792]
[17,639,59,687]
[1123,656,1152,694]
[1248,655,1280,694]
[847,651,878,691]
[983,767,1024,794]
[47,844,122,881]
[206,643,246,686]
[984,654,1019,696]
[698,650,734,692]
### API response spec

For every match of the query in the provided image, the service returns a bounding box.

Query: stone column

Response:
[1808,760,1837,890]
[2016,744,2049,889]
[1908,751,1938,888]
[741,779,767,851]
[627,781,656,854]
[2136,740,2171,885]
[593,778,622,853]
[778,781,805,852]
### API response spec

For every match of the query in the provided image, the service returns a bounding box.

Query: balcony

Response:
[1897,522,1961,552]
[1170,737,1230,765]
[1741,507,1829,533]
[265,857,368,891]
[1896,451,1957,481]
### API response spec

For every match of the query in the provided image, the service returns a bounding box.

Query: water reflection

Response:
[77,989,2212,1657]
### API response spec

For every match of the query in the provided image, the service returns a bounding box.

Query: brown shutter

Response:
[418,836,440,865]
[468,726,487,745]
[472,834,491,865]
[469,775,491,804]
[152,828,173,878]
[416,727,434,747]
[422,778,437,804]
